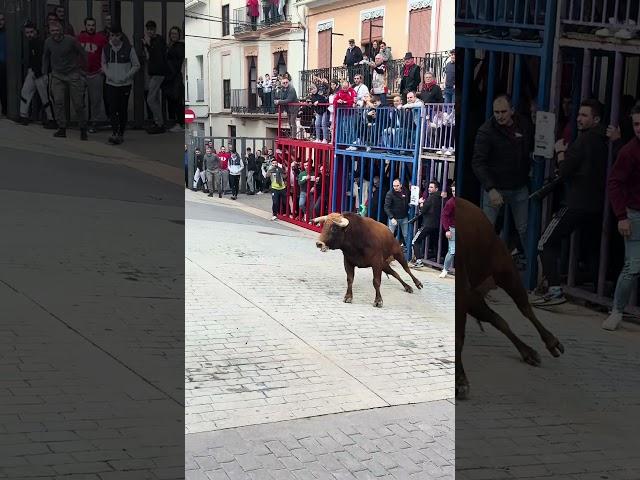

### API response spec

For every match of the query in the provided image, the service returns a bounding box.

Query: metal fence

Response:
[299,52,451,103]
[560,0,640,30]
[233,6,291,34]
[231,88,276,114]
[456,0,551,29]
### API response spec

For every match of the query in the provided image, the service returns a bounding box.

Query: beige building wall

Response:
[306,0,451,70]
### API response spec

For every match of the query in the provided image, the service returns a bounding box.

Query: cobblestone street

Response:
[184,191,455,479]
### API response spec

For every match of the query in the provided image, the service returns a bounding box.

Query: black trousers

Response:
[229,174,240,197]
[106,84,131,136]
[272,188,285,216]
[538,207,598,286]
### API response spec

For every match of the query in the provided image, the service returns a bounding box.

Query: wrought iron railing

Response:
[233,6,291,34]
[230,88,276,114]
[456,0,551,30]
[559,0,640,37]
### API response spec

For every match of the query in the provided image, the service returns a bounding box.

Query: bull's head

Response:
[312,213,350,252]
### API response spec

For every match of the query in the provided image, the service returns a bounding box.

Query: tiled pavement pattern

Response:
[457,289,640,479]
[185,194,455,479]
[1,147,184,480]
[186,402,454,480]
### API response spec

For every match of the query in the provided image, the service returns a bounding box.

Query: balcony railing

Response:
[196,79,204,102]
[233,6,291,35]
[299,52,450,101]
[560,0,640,38]
[231,88,276,114]
[456,0,550,29]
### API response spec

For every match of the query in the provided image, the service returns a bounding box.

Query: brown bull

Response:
[456,198,565,399]
[313,212,423,307]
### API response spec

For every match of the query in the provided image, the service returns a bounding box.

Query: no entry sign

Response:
[185,108,196,124]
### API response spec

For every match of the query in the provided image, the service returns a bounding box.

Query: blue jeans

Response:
[444,227,455,272]
[388,217,409,254]
[299,190,307,214]
[482,186,529,255]
[444,87,455,104]
[315,111,329,141]
[613,209,640,312]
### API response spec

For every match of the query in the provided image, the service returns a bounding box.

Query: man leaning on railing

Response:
[274,76,299,138]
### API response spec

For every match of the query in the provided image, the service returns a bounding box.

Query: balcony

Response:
[233,6,293,39]
[231,88,278,117]
[299,52,449,100]
[559,0,640,48]
[456,0,550,45]
[196,79,205,102]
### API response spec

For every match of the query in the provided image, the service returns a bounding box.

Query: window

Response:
[361,18,383,58]
[223,79,231,109]
[222,5,230,36]
[317,29,332,69]
[408,8,431,58]
[274,51,287,75]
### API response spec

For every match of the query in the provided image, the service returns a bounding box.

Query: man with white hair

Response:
[368,53,388,106]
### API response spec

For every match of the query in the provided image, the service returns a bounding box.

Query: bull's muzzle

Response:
[316,241,328,252]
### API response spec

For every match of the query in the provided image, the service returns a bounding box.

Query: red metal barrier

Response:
[275,103,336,232]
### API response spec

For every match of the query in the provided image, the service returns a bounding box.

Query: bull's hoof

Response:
[414,281,423,290]
[404,285,414,294]
[521,347,541,366]
[343,295,353,303]
[373,299,383,308]
[456,377,470,399]
[546,338,565,357]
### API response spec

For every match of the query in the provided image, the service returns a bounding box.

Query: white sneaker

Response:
[436,149,444,155]
[444,149,453,156]
[271,215,277,221]
[366,147,372,152]
[602,311,623,331]
[321,139,328,144]
[257,191,263,195]
[346,146,357,151]
[439,270,448,278]
[595,27,612,37]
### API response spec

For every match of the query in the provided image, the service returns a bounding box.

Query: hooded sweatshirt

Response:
[228,153,245,176]
[102,37,140,87]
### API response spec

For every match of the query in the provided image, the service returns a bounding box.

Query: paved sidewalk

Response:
[185,192,455,478]
[457,288,640,479]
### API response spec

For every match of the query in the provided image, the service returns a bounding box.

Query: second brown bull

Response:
[313,212,423,307]
[456,198,565,399]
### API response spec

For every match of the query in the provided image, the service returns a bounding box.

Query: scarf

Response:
[402,60,415,77]
[423,79,437,91]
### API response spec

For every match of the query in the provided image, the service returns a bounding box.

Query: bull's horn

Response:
[336,216,350,227]
[312,215,328,224]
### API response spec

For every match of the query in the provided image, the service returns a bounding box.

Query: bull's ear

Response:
[336,216,349,228]
[312,215,328,224]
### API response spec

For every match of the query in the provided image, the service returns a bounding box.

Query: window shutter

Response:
[408,8,431,58]
[318,29,332,68]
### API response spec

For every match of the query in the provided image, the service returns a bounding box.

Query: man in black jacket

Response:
[399,52,421,104]
[411,180,443,267]
[535,99,609,304]
[384,179,410,256]
[274,76,298,138]
[472,94,533,260]
[18,22,55,126]
[142,20,167,134]
[245,147,257,194]
[343,39,363,84]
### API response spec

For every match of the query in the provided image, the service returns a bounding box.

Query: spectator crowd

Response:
[0,7,185,143]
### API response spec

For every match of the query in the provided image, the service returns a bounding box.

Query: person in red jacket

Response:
[77,17,108,132]
[602,105,640,330]
[217,145,231,197]
[333,80,357,147]
[439,182,455,278]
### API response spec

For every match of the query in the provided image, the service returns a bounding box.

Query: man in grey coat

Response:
[204,147,220,198]
[42,21,88,140]
[274,76,299,138]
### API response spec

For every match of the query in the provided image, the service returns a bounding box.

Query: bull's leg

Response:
[457,269,470,399]
[469,290,542,366]
[343,257,355,303]
[393,252,423,290]
[494,268,565,358]
[372,267,383,307]
[382,264,413,293]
